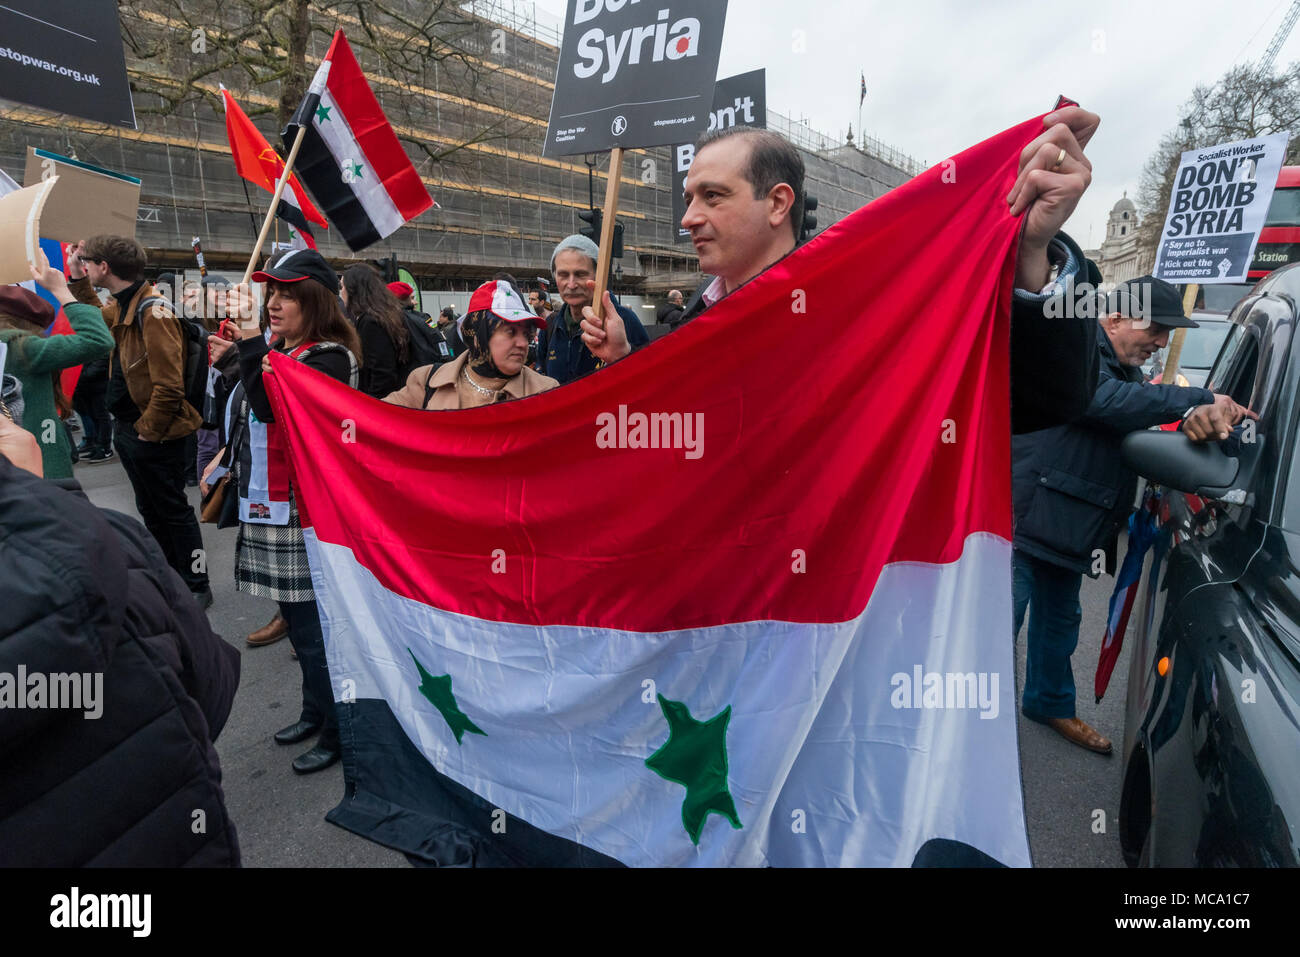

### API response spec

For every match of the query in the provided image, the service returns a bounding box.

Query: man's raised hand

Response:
[1008,105,1100,290]
[65,241,87,281]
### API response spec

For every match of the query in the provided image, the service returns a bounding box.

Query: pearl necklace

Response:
[461,364,503,398]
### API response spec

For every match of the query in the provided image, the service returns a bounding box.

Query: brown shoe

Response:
[1048,717,1112,755]
[246,612,289,647]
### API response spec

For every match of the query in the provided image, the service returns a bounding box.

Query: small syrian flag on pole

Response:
[221,86,324,249]
[860,71,867,106]
[284,31,434,252]
[278,190,318,250]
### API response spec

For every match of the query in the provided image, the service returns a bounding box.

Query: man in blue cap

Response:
[1010,275,1253,754]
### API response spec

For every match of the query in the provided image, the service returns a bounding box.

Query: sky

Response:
[525,0,1300,249]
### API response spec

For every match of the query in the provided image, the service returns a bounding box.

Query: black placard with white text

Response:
[544,0,728,157]
[671,69,766,242]
[0,0,136,129]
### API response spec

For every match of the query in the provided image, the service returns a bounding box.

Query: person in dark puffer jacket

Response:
[0,425,240,867]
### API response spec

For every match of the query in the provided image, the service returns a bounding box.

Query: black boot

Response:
[274,720,320,745]
[292,744,340,774]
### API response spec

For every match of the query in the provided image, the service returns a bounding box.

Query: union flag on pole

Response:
[283,30,434,252]
[221,87,326,248]
[264,115,1049,867]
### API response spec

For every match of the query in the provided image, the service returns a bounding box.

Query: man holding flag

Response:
[257,98,1156,867]
[580,104,1108,434]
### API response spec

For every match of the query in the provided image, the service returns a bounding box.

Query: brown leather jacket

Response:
[70,276,201,442]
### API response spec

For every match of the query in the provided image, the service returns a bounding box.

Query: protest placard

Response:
[1153,133,1292,284]
[22,148,141,241]
[0,0,136,129]
[0,178,58,284]
[671,70,766,242]
[543,0,729,157]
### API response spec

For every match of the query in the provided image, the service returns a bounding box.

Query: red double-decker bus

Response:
[1248,164,1300,279]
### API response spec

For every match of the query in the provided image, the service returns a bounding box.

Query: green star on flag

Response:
[645,694,742,844]
[346,160,363,180]
[409,649,485,745]
[315,104,332,123]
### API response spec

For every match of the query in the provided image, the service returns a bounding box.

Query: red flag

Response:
[221,88,328,229]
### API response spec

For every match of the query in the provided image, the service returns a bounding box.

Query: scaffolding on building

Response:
[0,1,920,294]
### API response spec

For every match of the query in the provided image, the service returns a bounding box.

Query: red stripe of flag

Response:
[264,113,1041,631]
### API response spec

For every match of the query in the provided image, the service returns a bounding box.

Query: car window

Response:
[1206,296,1294,421]
[1204,322,1254,404]
[1178,321,1232,368]
[1200,284,1252,313]
[1281,426,1300,532]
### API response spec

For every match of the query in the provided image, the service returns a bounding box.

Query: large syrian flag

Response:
[265,114,1048,868]
[283,30,434,252]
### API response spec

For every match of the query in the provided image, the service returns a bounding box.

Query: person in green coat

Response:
[0,257,114,479]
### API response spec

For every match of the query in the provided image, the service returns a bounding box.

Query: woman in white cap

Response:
[384,278,558,410]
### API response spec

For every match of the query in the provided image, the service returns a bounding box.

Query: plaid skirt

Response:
[235,491,316,603]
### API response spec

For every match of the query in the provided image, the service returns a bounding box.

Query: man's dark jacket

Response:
[656,301,684,327]
[0,458,241,865]
[546,298,650,385]
[1012,335,1212,574]
[676,232,1104,435]
[439,317,466,357]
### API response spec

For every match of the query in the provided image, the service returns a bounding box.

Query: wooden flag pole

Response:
[591,147,623,320]
[1163,283,1199,384]
[239,123,310,291]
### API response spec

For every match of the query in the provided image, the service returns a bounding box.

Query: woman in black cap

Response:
[209,249,362,774]
[384,278,558,410]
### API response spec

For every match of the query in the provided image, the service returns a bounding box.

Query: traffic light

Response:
[369,253,399,282]
[577,208,624,259]
[578,207,602,242]
[800,194,819,243]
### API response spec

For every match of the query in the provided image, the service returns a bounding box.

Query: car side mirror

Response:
[1121,430,1241,497]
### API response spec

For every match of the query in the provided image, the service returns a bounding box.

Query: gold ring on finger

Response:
[1052,147,1066,169]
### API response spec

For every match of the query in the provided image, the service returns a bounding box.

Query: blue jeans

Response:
[1012,550,1083,721]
